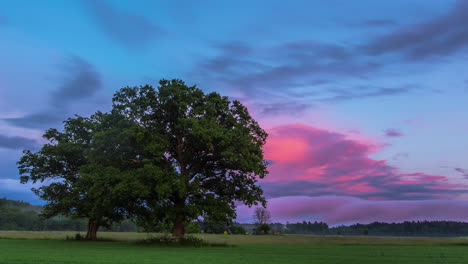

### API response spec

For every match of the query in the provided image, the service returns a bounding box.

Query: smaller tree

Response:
[253,207,271,225]
[253,207,271,234]
[18,112,142,240]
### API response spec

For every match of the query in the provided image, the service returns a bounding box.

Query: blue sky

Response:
[1,0,468,224]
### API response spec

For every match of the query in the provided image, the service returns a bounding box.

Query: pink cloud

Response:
[261,124,468,200]
[236,196,468,225]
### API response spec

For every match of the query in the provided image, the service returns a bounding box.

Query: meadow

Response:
[2,232,468,263]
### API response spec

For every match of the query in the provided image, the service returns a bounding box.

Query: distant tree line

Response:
[4,198,468,237]
[0,197,244,234]
[283,221,468,237]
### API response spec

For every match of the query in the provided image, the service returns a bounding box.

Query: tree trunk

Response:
[85,219,99,240]
[172,200,185,238]
[172,219,185,238]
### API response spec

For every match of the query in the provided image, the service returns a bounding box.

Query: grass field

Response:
[2,232,468,263]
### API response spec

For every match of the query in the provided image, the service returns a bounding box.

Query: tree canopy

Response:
[18,112,144,240]
[18,79,268,239]
[112,79,268,237]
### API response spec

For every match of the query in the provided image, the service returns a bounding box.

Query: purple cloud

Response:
[0,134,38,150]
[52,56,101,108]
[363,0,468,60]
[455,168,468,178]
[384,128,404,137]
[4,56,101,129]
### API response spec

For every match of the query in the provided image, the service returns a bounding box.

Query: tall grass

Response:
[1,231,468,245]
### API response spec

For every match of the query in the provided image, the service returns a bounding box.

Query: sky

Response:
[1,0,468,225]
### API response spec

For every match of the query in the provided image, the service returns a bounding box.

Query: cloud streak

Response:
[52,56,101,108]
[4,56,101,129]
[0,134,38,150]
[83,0,164,48]
[363,0,468,60]
[455,168,468,178]
[384,128,404,137]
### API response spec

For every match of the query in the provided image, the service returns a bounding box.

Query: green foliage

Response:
[186,222,201,234]
[230,225,247,235]
[284,221,468,237]
[286,221,329,234]
[17,79,268,238]
[17,112,144,239]
[201,216,228,234]
[0,198,138,232]
[112,79,268,236]
[256,224,271,234]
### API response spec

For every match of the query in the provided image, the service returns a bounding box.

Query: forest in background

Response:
[3,198,468,237]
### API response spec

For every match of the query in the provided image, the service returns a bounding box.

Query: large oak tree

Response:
[18,79,268,238]
[113,79,268,237]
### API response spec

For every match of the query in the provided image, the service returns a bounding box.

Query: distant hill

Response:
[0,197,42,212]
[0,198,136,232]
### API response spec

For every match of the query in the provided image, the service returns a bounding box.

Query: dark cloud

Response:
[258,102,311,116]
[232,61,379,93]
[261,179,468,201]
[197,41,365,92]
[363,0,468,60]
[0,134,38,150]
[4,112,64,129]
[276,41,353,61]
[188,2,466,109]
[52,56,101,108]
[193,40,415,107]
[321,86,413,102]
[384,128,404,137]
[83,0,164,48]
[4,56,101,129]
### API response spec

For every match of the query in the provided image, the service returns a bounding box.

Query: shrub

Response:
[66,233,84,241]
[137,234,229,247]
[186,222,201,234]
[231,225,247,235]
[257,224,271,234]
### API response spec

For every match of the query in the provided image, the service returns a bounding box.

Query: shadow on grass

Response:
[65,233,117,242]
[135,234,231,247]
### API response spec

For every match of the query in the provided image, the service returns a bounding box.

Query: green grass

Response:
[1,232,468,263]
